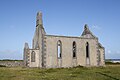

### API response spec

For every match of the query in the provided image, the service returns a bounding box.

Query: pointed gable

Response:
[81,24,97,38]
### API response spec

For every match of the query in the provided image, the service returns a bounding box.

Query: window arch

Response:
[86,42,90,65]
[86,42,89,58]
[73,41,76,58]
[31,51,35,62]
[57,40,62,58]
[97,50,101,65]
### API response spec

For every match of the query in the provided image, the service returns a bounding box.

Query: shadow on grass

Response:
[0,65,6,67]
[96,72,119,80]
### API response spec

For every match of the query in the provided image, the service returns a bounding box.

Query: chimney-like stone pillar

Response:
[36,11,43,27]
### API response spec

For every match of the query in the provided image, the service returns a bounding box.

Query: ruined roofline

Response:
[45,34,98,39]
[35,11,97,39]
[98,43,105,49]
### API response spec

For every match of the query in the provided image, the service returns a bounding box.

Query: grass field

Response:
[0,65,120,80]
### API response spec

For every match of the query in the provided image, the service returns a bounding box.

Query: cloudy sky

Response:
[0,0,120,59]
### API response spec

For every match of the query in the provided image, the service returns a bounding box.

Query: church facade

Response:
[23,12,105,68]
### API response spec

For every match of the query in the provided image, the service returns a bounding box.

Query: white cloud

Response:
[116,51,120,54]
[107,50,112,54]
[0,50,22,60]
[105,50,120,59]
[0,50,18,54]
[92,25,101,30]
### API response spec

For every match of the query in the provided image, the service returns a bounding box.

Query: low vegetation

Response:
[0,65,6,67]
[0,59,23,61]
[106,61,120,65]
[0,65,120,80]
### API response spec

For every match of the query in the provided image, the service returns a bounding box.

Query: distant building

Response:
[23,12,105,68]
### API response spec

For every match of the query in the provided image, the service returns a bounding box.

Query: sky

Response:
[0,0,120,60]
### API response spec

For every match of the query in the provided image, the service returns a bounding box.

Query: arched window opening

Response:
[73,41,76,58]
[86,42,89,58]
[97,50,101,65]
[31,51,35,62]
[57,40,62,58]
[86,42,90,65]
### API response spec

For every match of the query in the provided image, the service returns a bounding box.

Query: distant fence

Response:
[0,60,24,67]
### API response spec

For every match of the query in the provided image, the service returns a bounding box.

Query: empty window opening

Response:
[73,41,76,58]
[97,50,101,65]
[57,40,62,58]
[31,51,35,62]
[86,42,89,58]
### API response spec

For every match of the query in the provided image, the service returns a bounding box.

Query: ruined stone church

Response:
[23,12,105,68]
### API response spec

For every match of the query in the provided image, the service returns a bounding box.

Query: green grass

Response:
[0,65,120,80]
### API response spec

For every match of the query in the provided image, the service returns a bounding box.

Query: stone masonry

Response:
[23,11,105,68]
[0,61,24,67]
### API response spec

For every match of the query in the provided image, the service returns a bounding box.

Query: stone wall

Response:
[0,61,24,67]
[45,35,98,68]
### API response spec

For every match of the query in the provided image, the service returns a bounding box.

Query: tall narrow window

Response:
[97,50,101,65]
[73,41,76,58]
[86,42,89,58]
[31,51,35,62]
[86,42,90,65]
[57,40,62,58]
